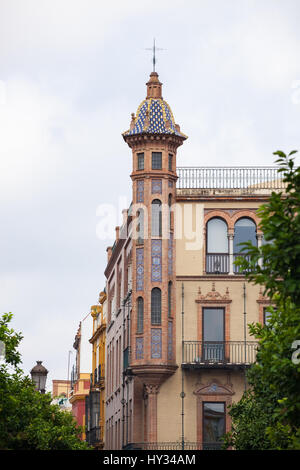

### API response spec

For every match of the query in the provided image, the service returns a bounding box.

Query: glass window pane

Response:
[151,288,161,325]
[234,218,257,253]
[152,152,162,170]
[137,209,144,243]
[203,308,224,342]
[152,200,162,237]
[264,307,272,325]
[203,402,225,444]
[137,153,144,170]
[137,297,144,333]
[207,219,228,253]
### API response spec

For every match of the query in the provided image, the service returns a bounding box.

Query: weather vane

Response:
[145,38,165,72]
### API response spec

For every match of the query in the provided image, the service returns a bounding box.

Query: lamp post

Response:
[30,361,48,393]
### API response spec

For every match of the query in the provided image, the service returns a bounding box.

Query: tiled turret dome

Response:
[123,72,187,140]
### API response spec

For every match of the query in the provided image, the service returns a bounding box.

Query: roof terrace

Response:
[176,166,285,197]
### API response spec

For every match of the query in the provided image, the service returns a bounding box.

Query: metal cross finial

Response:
[145,38,165,72]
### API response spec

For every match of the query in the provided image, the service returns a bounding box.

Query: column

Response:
[144,384,160,443]
[228,231,234,275]
[257,233,263,268]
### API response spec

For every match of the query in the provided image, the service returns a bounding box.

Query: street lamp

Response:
[30,361,48,393]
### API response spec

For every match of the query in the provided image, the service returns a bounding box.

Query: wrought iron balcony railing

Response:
[233,254,253,273]
[183,341,258,366]
[206,254,229,274]
[177,166,284,191]
[206,253,256,274]
[123,441,224,450]
[86,426,104,447]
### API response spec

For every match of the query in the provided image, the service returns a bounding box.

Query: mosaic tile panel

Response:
[168,321,173,360]
[151,239,162,282]
[136,337,144,360]
[136,247,144,291]
[168,232,173,276]
[123,98,185,138]
[136,180,144,203]
[152,179,162,194]
[151,328,162,359]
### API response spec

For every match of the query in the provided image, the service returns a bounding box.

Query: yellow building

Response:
[69,314,92,440]
[52,379,71,398]
[85,291,107,449]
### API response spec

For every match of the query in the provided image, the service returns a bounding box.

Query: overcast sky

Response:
[1,0,300,390]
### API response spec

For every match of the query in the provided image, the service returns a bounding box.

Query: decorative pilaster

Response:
[144,384,160,442]
[228,230,234,275]
[257,232,263,268]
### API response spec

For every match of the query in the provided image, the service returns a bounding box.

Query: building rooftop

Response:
[176,166,285,196]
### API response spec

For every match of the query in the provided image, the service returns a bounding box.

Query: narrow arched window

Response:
[137,297,144,333]
[168,281,172,317]
[151,288,161,325]
[234,218,257,253]
[137,209,144,244]
[152,199,162,237]
[206,218,229,274]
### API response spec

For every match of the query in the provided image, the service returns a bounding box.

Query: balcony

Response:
[206,254,229,274]
[91,365,105,388]
[86,426,104,448]
[233,254,253,274]
[206,253,255,275]
[123,441,223,450]
[177,166,284,195]
[182,341,258,369]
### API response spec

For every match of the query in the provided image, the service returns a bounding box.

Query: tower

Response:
[122,71,187,443]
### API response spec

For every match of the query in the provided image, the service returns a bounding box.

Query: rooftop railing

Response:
[176,167,284,191]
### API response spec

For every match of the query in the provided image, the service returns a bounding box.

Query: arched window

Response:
[137,209,144,244]
[207,218,228,253]
[206,218,229,273]
[151,288,161,325]
[233,217,257,273]
[168,281,172,317]
[152,199,162,237]
[234,218,257,253]
[137,297,144,333]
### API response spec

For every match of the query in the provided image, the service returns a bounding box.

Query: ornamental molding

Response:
[256,287,273,304]
[194,379,234,396]
[144,384,160,396]
[204,208,257,216]
[195,283,232,304]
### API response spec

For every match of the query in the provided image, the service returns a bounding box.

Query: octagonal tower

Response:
[122,71,187,443]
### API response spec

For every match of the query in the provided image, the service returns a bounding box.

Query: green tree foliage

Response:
[224,151,300,450]
[0,313,90,450]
